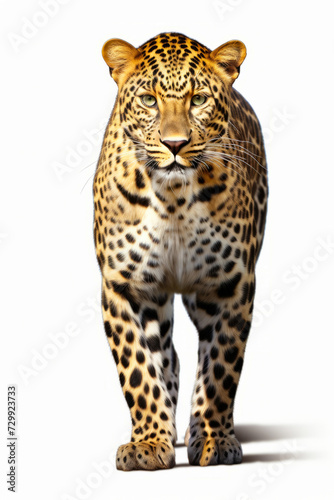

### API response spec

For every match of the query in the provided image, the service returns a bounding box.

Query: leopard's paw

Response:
[188,434,242,466]
[116,440,175,471]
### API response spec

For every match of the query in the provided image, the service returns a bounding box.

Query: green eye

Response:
[191,94,207,106]
[141,95,157,107]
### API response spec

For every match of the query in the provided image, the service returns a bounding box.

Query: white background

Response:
[1,0,333,499]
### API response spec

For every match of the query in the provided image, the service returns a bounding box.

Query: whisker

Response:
[200,152,249,183]
[205,143,266,173]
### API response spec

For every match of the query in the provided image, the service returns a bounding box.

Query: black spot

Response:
[143,272,156,283]
[202,355,209,375]
[224,346,239,363]
[199,325,213,342]
[112,349,119,364]
[210,346,219,359]
[205,255,216,264]
[148,365,156,378]
[213,363,225,380]
[129,250,142,263]
[217,273,242,298]
[163,358,169,368]
[160,411,168,421]
[223,375,233,390]
[224,261,235,273]
[147,335,161,352]
[204,409,213,419]
[160,320,171,337]
[111,281,140,314]
[206,385,216,399]
[211,241,222,253]
[120,355,129,368]
[104,321,112,337]
[229,383,237,399]
[215,320,222,332]
[136,351,145,363]
[135,168,145,188]
[119,372,125,386]
[215,399,228,413]
[240,321,251,341]
[141,308,159,329]
[234,357,244,372]
[130,368,142,388]
[121,311,130,321]
[123,346,131,357]
[197,184,226,202]
[138,395,147,409]
[240,282,249,305]
[125,233,135,243]
[218,333,228,345]
[125,391,135,408]
[257,186,265,204]
[116,182,150,207]
[126,330,134,343]
[109,301,118,317]
[196,300,220,316]
[153,385,160,399]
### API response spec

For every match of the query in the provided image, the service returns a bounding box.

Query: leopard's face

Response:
[118,68,228,172]
[102,33,246,177]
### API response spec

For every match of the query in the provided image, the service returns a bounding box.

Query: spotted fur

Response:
[93,32,268,470]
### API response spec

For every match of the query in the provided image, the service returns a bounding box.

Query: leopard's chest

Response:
[134,206,243,294]
[105,203,245,296]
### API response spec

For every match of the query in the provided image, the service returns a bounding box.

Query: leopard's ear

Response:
[102,38,140,83]
[210,40,246,83]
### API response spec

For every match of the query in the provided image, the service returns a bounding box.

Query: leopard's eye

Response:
[141,95,157,107]
[191,94,207,106]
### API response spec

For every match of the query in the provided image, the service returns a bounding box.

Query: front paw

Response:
[187,433,242,466]
[116,440,175,471]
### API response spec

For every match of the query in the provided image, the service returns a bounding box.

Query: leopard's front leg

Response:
[183,272,255,466]
[102,278,177,471]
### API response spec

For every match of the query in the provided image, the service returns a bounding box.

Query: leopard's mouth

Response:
[156,160,199,172]
[162,161,185,172]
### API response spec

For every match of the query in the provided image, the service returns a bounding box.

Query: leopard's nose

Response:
[161,139,189,155]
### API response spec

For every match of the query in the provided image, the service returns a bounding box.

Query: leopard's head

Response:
[102,32,246,177]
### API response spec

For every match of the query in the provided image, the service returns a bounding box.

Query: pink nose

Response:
[161,139,189,155]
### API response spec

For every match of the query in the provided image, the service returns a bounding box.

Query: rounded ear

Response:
[210,40,247,83]
[102,38,140,83]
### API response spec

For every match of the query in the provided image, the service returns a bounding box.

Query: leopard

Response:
[93,32,268,470]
